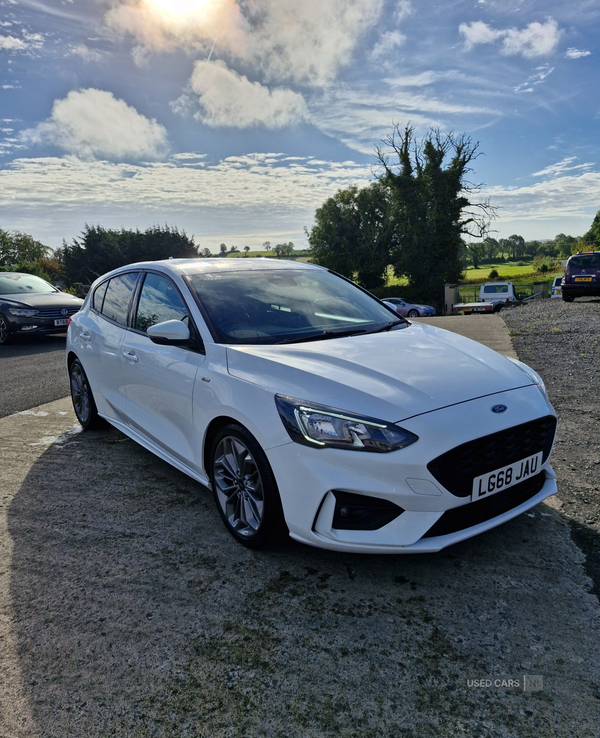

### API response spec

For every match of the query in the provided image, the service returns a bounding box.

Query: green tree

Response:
[466,241,486,269]
[376,125,495,302]
[57,224,199,283]
[505,234,525,260]
[483,236,499,262]
[243,245,250,256]
[308,182,394,289]
[200,247,212,258]
[0,228,50,267]
[582,212,600,248]
[219,243,227,256]
[263,241,272,252]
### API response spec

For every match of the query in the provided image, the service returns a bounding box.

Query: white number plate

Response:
[54,318,69,326]
[472,452,543,501]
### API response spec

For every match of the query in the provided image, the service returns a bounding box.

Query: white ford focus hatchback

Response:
[66,259,557,553]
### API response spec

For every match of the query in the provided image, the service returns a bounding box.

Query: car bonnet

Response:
[225,321,534,423]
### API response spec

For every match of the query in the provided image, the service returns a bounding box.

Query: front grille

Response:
[422,471,546,539]
[36,306,80,319]
[427,416,556,498]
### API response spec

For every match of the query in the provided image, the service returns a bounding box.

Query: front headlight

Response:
[9,308,39,317]
[506,356,548,400]
[275,395,418,453]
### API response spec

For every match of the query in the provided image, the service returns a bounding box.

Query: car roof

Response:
[104,258,324,279]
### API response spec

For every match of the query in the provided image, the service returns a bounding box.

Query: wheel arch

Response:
[203,415,245,480]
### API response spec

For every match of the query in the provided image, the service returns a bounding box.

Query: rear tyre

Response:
[0,314,12,345]
[407,309,419,318]
[69,359,103,430]
[210,424,287,549]
[562,293,574,302]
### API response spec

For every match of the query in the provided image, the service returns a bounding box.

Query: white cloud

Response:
[69,44,103,63]
[459,18,562,58]
[0,153,372,248]
[484,172,600,227]
[565,48,591,59]
[394,0,413,23]
[459,21,501,51]
[0,35,27,51]
[21,89,168,160]
[501,19,562,58]
[106,0,384,87]
[532,157,595,179]
[190,60,309,129]
[310,85,500,154]
[371,31,406,60]
[514,65,554,93]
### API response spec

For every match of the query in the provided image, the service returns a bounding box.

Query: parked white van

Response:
[479,282,518,304]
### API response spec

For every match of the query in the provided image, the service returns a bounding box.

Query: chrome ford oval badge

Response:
[491,404,508,414]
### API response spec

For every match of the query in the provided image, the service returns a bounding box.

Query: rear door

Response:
[78,271,140,422]
[120,271,206,470]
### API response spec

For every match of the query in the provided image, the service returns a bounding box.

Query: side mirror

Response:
[147,319,191,345]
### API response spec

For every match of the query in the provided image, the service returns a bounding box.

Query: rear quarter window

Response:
[101,272,139,326]
[93,281,109,312]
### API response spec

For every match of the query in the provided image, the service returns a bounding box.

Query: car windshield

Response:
[568,254,600,269]
[187,268,402,344]
[0,274,58,296]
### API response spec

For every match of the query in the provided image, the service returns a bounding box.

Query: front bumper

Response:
[267,384,556,553]
[6,312,77,337]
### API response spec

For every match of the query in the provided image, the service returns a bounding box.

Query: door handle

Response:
[81,332,91,341]
[123,351,139,363]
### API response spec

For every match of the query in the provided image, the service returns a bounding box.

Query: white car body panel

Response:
[226,322,532,423]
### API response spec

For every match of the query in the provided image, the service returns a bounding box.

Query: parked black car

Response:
[0,272,84,344]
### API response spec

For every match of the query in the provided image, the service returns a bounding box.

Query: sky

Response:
[0,0,599,253]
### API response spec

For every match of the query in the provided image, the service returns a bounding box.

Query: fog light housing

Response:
[331,490,404,531]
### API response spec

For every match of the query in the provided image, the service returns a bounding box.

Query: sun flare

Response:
[146,0,212,17]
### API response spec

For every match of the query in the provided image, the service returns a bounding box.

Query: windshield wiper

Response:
[276,327,369,345]
[369,319,408,333]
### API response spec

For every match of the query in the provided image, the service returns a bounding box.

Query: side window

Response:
[101,272,139,326]
[136,273,189,333]
[93,281,108,312]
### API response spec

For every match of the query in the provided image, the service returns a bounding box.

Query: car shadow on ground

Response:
[5,425,600,737]
[0,333,67,356]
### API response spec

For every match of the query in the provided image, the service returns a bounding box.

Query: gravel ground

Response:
[501,297,600,599]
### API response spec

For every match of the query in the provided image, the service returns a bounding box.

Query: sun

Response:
[146,0,211,17]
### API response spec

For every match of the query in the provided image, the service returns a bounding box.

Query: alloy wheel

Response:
[70,362,91,425]
[213,435,265,538]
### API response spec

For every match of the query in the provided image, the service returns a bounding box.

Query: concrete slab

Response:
[412,314,518,359]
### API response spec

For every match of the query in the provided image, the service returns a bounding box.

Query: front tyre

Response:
[69,358,103,430]
[407,309,419,318]
[0,313,12,345]
[211,424,286,549]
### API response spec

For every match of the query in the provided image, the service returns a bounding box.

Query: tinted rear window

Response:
[483,284,508,293]
[568,254,600,269]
